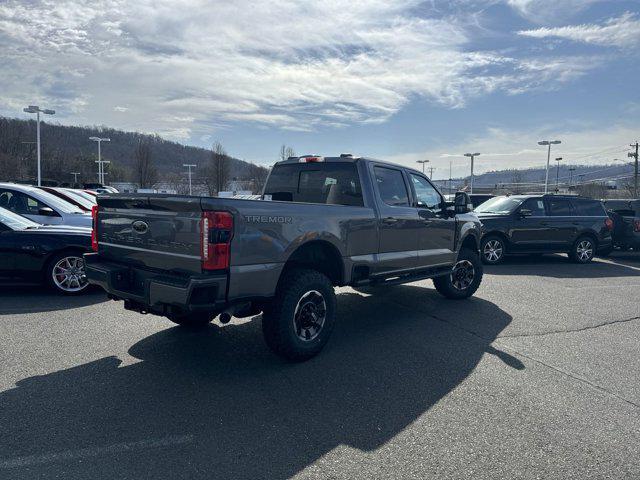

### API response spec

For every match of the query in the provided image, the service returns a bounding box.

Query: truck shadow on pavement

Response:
[0,286,107,315]
[484,254,640,279]
[0,286,522,479]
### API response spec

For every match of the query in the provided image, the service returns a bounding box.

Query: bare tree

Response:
[203,141,231,195]
[510,169,524,194]
[279,144,296,162]
[134,140,157,188]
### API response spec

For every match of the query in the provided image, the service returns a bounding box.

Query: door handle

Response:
[382,217,398,225]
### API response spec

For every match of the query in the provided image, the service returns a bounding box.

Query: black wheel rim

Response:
[451,260,475,291]
[293,290,326,342]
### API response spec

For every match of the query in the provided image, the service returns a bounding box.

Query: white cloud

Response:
[0,0,610,140]
[507,0,603,24]
[385,124,637,178]
[518,12,640,47]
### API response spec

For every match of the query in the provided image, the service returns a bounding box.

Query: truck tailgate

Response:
[96,195,203,274]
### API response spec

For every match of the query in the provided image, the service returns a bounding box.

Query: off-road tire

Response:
[433,248,483,299]
[262,268,336,362]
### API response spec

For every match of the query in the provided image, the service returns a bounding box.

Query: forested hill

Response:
[0,116,258,185]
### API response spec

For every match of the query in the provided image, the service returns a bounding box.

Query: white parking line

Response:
[0,435,194,469]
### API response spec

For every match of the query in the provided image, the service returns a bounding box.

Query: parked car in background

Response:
[38,186,95,212]
[604,199,640,251]
[0,183,92,227]
[476,194,613,264]
[69,189,99,204]
[0,207,92,294]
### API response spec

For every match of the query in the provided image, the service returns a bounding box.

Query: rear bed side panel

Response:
[200,197,377,297]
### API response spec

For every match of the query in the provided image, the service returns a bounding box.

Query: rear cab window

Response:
[264,163,363,206]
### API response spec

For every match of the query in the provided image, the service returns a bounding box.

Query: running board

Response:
[353,265,452,287]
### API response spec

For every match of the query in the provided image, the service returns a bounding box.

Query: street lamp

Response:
[416,159,429,174]
[183,164,196,195]
[568,167,576,189]
[95,160,110,184]
[89,137,111,185]
[538,140,561,194]
[70,172,81,185]
[23,105,55,186]
[555,157,562,192]
[463,153,480,194]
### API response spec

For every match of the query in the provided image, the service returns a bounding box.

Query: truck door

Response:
[371,165,419,274]
[407,173,456,267]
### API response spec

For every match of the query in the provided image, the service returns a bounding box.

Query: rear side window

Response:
[264,163,363,206]
[572,200,605,216]
[374,167,410,206]
[547,198,572,216]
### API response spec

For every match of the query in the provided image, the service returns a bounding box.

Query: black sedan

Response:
[0,207,92,294]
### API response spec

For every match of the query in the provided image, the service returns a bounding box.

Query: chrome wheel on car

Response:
[451,259,475,291]
[293,290,326,342]
[483,239,503,263]
[52,256,88,292]
[576,239,594,262]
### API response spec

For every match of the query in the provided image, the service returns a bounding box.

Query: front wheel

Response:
[569,236,595,263]
[433,249,483,299]
[481,235,506,265]
[262,269,336,362]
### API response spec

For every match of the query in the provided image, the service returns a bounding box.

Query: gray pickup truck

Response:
[85,155,483,360]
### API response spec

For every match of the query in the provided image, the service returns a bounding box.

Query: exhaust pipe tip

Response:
[219,312,232,324]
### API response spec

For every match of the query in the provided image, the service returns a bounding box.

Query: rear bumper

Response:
[84,253,227,315]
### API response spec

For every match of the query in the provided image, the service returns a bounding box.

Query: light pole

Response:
[95,160,110,184]
[183,164,196,195]
[555,157,562,192]
[538,140,561,194]
[427,166,436,179]
[71,172,81,185]
[463,153,480,194]
[449,160,453,195]
[416,159,429,174]
[23,105,55,186]
[568,167,575,190]
[89,137,111,184]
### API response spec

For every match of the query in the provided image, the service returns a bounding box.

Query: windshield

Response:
[61,189,96,209]
[475,196,524,214]
[0,206,40,230]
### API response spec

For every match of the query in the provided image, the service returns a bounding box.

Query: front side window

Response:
[0,190,46,216]
[409,174,441,210]
[374,167,409,207]
[520,198,545,216]
[547,198,572,216]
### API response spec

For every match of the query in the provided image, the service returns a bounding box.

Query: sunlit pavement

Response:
[1,253,639,479]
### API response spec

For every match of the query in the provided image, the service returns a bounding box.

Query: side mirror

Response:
[38,206,58,217]
[454,192,472,214]
[518,208,532,217]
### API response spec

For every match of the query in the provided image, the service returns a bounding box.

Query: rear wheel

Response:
[168,312,212,328]
[481,235,505,265]
[262,268,336,362]
[46,251,90,295]
[569,236,595,263]
[433,249,483,299]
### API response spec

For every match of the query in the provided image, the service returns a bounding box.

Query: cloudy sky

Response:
[0,0,639,177]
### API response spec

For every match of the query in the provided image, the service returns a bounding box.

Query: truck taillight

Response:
[298,155,324,163]
[604,217,614,231]
[201,211,233,270]
[91,205,99,252]
[634,219,640,233]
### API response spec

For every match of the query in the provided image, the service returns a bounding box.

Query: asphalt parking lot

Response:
[1,253,639,480]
